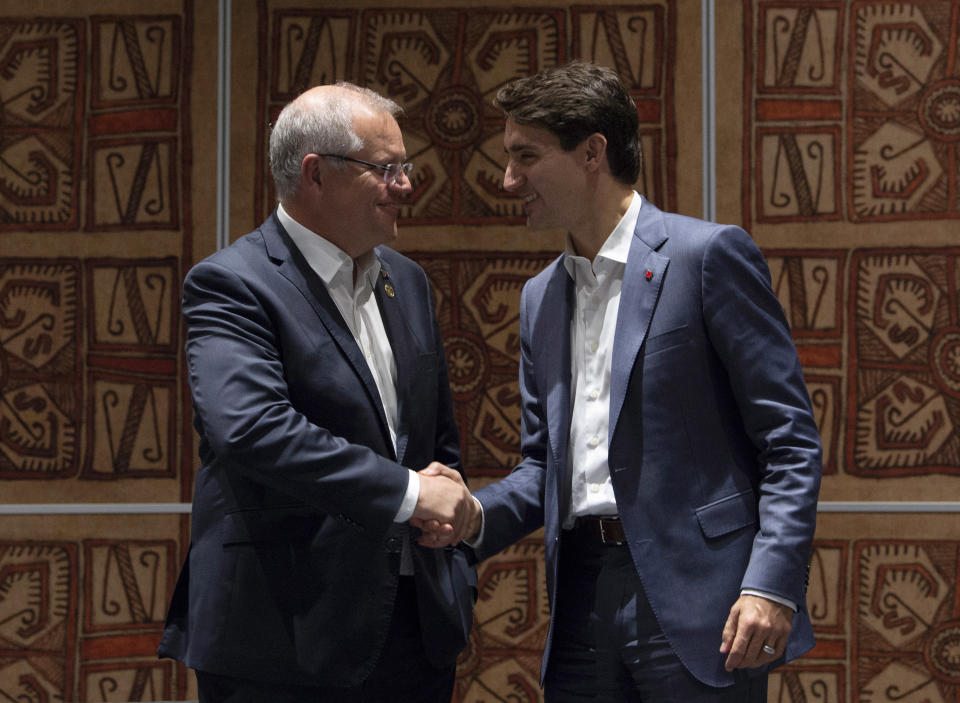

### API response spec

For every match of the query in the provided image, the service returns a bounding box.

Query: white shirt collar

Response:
[276,203,380,290]
[563,191,642,279]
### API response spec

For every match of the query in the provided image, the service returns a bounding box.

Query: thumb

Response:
[420,462,463,484]
[419,461,445,476]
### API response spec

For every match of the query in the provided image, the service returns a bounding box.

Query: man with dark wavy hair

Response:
[422,61,822,702]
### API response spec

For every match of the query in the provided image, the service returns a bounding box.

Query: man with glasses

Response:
[159,82,479,702]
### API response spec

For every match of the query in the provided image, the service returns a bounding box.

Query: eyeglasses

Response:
[317,154,413,185]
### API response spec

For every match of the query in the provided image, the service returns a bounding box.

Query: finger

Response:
[418,529,457,548]
[415,519,444,534]
[743,633,766,667]
[723,637,744,671]
[417,517,453,535]
[724,623,754,671]
[719,605,739,654]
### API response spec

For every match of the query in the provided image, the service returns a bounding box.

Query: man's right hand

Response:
[411,463,480,546]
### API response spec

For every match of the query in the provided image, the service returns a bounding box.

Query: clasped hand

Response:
[410,462,481,547]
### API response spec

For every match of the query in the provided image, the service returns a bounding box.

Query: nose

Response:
[390,171,413,196]
[502,162,523,192]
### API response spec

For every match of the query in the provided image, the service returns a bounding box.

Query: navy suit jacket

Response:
[472,198,822,687]
[159,212,475,686]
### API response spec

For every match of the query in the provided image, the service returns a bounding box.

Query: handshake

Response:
[410,462,482,548]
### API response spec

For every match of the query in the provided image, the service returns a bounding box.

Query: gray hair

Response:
[269,82,402,201]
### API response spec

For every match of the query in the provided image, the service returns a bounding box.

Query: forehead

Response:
[353,110,404,155]
[503,118,562,152]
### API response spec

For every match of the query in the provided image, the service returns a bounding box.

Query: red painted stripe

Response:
[82,632,163,659]
[634,99,661,123]
[88,355,176,374]
[757,100,842,121]
[89,109,178,136]
[802,638,844,659]
[797,345,841,368]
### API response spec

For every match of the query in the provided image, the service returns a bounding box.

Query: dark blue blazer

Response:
[159,212,475,686]
[472,198,822,687]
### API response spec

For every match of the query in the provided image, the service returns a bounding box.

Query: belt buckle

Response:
[599,518,622,545]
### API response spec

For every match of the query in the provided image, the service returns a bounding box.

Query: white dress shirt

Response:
[276,205,420,529]
[562,192,640,526]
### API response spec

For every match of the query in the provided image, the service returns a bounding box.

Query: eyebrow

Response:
[505,143,538,154]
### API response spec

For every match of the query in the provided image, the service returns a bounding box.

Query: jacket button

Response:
[386,537,402,552]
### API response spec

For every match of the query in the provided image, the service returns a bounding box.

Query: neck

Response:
[568,187,634,261]
[282,198,362,259]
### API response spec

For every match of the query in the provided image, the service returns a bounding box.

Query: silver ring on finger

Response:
[761,644,776,655]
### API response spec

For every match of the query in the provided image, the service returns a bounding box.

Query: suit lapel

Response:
[534,263,574,507]
[609,202,669,445]
[261,213,396,458]
[372,259,420,466]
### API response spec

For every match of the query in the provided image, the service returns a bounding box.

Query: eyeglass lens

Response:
[384,162,413,184]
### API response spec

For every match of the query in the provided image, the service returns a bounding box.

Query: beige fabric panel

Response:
[2,0,959,700]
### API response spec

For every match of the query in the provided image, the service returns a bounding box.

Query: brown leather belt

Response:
[574,516,626,545]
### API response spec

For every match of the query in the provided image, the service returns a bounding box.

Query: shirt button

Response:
[588,435,600,448]
[590,341,599,353]
[590,484,600,493]
[589,389,600,400]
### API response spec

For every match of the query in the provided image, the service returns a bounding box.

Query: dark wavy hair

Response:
[494,61,642,185]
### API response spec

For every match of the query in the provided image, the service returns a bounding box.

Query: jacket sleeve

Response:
[183,257,408,537]
[471,282,547,560]
[701,226,822,606]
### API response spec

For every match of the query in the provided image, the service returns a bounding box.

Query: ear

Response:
[301,152,323,190]
[583,133,608,173]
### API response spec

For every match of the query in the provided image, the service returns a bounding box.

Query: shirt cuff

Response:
[462,497,485,548]
[741,588,797,612]
[394,470,420,523]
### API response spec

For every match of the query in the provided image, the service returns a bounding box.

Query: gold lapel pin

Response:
[381,269,395,298]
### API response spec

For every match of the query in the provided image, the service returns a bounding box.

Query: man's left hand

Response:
[719,594,793,671]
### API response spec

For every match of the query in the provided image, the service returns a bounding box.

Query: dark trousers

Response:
[196,576,456,703]
[544,528,768,703]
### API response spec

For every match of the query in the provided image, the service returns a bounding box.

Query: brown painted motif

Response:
[0,542,77,702]
[456,538,549,702]
[0,19,84,231]
[87,16,182,231]
[0,259,81,478]
[254,3,677,226]
[854,539,960,701]
[410,251,555,475]
[849,248,960,477]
